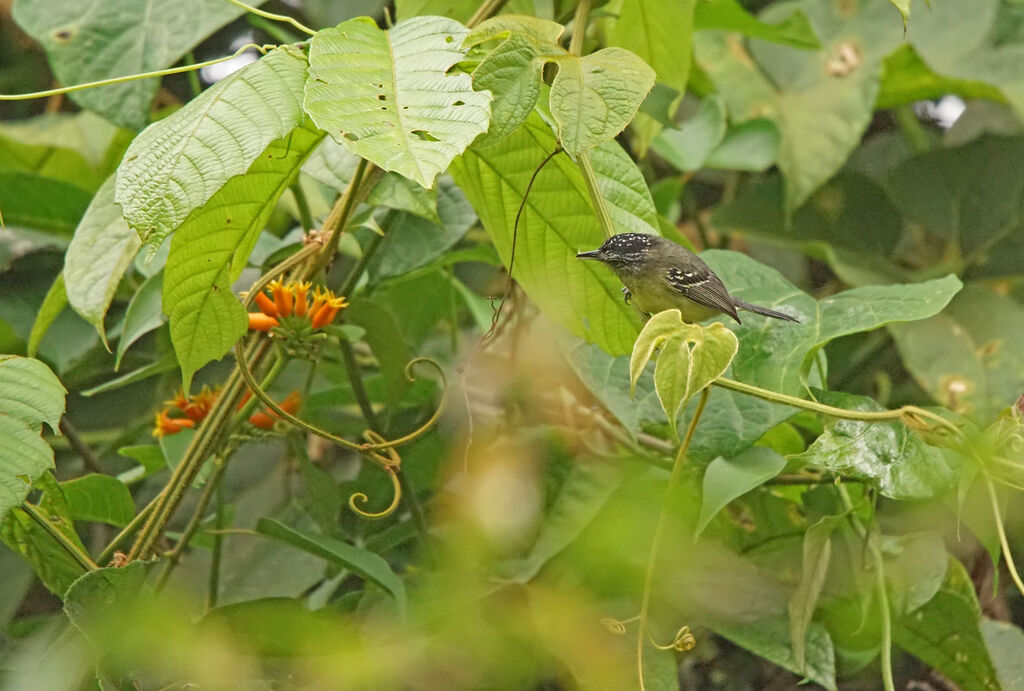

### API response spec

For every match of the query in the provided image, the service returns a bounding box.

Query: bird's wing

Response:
[663,267,740,321]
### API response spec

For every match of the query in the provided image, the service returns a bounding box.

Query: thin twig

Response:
[59,418,107,475]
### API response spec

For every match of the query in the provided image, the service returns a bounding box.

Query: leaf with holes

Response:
[304,16,492,189]
[549,48,656,159]
[163,122,323,391]
[115,46,308,248]
[0,356,66,522]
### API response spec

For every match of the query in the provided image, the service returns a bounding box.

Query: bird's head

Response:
[576,233,658,275]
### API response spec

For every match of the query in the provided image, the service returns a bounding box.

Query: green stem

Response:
[569,0,592,55]
[208,475,228,610]
[0,44,269,101]
[154,459,227,591]
[986,476,1024,597]
[578,153,616,240]
[58,418,107,475]
[182,52,202,99]
[222,0,316,35]
[636,388,710,690]
[291,181,314,233]
[22,503,97,572]
[247,14,301,45]
[837,486,894,691]
[466,0,511,28]
[336,222,387,299]
[339,337,381,431]
[712,376,962,438]
[894,105,930,154]
[98,499,157,564]
[306,159,379,279]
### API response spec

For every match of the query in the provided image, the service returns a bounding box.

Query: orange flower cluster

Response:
[248,280,348,332]
[152,387,302,437]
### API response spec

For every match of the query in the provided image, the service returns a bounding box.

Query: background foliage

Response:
[2,0,1024,689]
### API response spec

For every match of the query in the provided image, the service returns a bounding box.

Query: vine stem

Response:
[568,0,592,55]
[986,476,1024,597]
[837,485,894,691]
[0,43,270,101]
[22,503,98,572]
[222,0,316,36]
[712,376,963,438]
[154,459,227,591]
[636,387,710,690]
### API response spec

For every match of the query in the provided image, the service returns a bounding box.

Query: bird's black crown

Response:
[597,233,656,257]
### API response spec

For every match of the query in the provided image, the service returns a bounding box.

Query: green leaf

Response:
[894,558,1001,691]
[883,532,948,616]
[471,33,547,142]
[906,0,1024,119]
[450,111,658,356]
[887,0,911,29]
[793,389,958,500]
[549,48,656,158]
[697,446,786,536]
[890,285,1024,423]
[11,0,259,129]
[65,176,141,342]
[59,474,135,527]
[790,515,843,673]
[981,618,1024,690]
[712,616,837,691]
[344,297,414,407]
[630,315,738,438]
[115,46,309,248]
[609,0,696,94]
[27,272,67,357]
[651,96,727,173]
[703,118,781,172]
[877,45,1004,110]
[394,0,477,22]
[64,562,151,640]
[304,16,491,188]
[0,171,91,234]
[115,271,165,369]
[201,598,343,657]
[163,122,323,391]
[0,356,66,522]
[256,518,407,615]
[694,0,821,49]
[1,473,87,595]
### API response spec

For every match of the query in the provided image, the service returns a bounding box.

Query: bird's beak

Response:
[576,249,602,260]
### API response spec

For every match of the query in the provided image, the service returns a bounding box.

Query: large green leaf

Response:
[394,0,477,22]
[696,0,904,214]
[256,518,407,615]
[64,562,151,639]
[163,122,323,391]
[11,0,260,129]
[609,0,696,95]
[470,33,549,142]
[789,515,843,674]
[906,0,1024,119]
[894,558,1001,691]
[59,474,135,527]
[549,48,656,158]
[115,46,309,248]
[304,16,492,188]
[0,356,66,522]
[712,616,837,691]
[890,285,1024,423]
[0,171,92,234]
[794,389,958,500]
[877,45,1005,111]
[450,111,659,356]
[694,0,820,49]
[696,446,786,536]
[981,618,1024,690]
[64,175,141,342]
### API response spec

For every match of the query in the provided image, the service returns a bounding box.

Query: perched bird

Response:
[576,233,799,324]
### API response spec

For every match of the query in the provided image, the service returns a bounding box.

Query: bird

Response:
[576,233,799,325]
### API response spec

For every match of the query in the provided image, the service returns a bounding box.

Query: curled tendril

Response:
[349,466,402,519]
[601,618,630,635]
[361,358,448,451]
[362,430,401,469]
[650,626,696,652]
[898,406,963,439]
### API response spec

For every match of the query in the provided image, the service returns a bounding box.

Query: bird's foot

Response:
[621,287,632,305]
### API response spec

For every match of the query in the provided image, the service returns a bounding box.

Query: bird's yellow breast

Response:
[621,275,720,323]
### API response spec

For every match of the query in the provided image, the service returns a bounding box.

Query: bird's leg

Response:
[621,286,632,305]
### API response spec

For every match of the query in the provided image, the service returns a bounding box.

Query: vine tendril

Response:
[349,466,403,519]
[649,626,696,652]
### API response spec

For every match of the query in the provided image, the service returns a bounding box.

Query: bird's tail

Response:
[734,299,800,323]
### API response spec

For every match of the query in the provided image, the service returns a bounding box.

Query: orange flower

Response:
[247,391,302,429]
[248,313,279,331]
[255,291,279,318]
[269,279,294,318]
[153,411,195,437]
[311,295,349,329]
[278,390,302,415]
[293,282,311,317]
[248,411,275,429]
